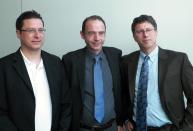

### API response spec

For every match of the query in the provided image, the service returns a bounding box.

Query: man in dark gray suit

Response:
[0,10,71,131]
[121,14,193,131]
[62,15,123,131]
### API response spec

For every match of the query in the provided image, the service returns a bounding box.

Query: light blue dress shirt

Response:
[133,46,171,127]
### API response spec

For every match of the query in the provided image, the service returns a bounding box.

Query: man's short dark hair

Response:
[82,15,106,33]
[16,10,44,30]
[131,14,157,34]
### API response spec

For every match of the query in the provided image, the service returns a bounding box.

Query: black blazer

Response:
[121,47,193,130]
[62,47,123,131]
[0,49,71,131]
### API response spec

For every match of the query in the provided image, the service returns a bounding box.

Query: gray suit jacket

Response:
[121,47,193,130]
[0,49,71,131]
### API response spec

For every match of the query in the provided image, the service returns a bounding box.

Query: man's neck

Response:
[141,44,157,55]
[20,48,41,65]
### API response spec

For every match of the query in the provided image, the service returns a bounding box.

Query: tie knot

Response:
[94,56,101,63]
[144,55,149,62]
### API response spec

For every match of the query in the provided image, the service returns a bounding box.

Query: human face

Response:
[133,22,157,54]
[80,20,106,54]
[16,18,45,53]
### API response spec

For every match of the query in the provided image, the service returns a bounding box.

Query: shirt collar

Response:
[86,48,104,60]
[140,46,158,62]
[20,49,43,69]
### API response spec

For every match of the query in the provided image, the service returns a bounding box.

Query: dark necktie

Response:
[94,56,104,123]
[136,56,149,131]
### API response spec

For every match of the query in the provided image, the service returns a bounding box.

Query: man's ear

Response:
[16,30,21,39]
[80,31,85,39]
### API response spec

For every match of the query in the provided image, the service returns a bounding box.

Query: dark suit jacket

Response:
[62,47,123,131]
[0,49,71,131]
[121,47,193,130]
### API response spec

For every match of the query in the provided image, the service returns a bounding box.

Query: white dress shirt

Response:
[21,50,52,131]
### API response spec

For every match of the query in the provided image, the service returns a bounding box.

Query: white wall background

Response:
[0,0,193,63]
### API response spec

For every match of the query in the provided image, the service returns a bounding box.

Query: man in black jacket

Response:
[0,10,71,131]
[62,15,123,131]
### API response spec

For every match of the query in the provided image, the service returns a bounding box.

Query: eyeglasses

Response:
[20,28,46,34]
[135,28,155,35]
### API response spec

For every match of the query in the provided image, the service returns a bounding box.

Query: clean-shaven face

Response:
[81,20,106,54]
[17,18,45,52]
[133,21,157,54]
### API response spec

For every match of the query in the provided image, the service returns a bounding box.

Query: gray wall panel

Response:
[1,0,193,64]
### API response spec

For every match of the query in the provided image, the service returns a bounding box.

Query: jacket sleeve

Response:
[0,61,18,131]
[57,60,72,131]
[181,54,193,130]
[120,56,132,123]
[115,50,124,126]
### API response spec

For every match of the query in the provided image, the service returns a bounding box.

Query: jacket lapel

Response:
[158,48,168,102]
[103,48,115,84]
[12,50,34,93]
[129,52,140,103]
[77,48,86,94]
[41,51,55,106]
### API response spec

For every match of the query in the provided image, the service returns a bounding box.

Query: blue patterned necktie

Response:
[136,55,149,131]
[94,56,104,123]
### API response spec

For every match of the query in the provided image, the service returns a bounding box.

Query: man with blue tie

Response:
[121,15,193,131]
[62,15,123,131]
